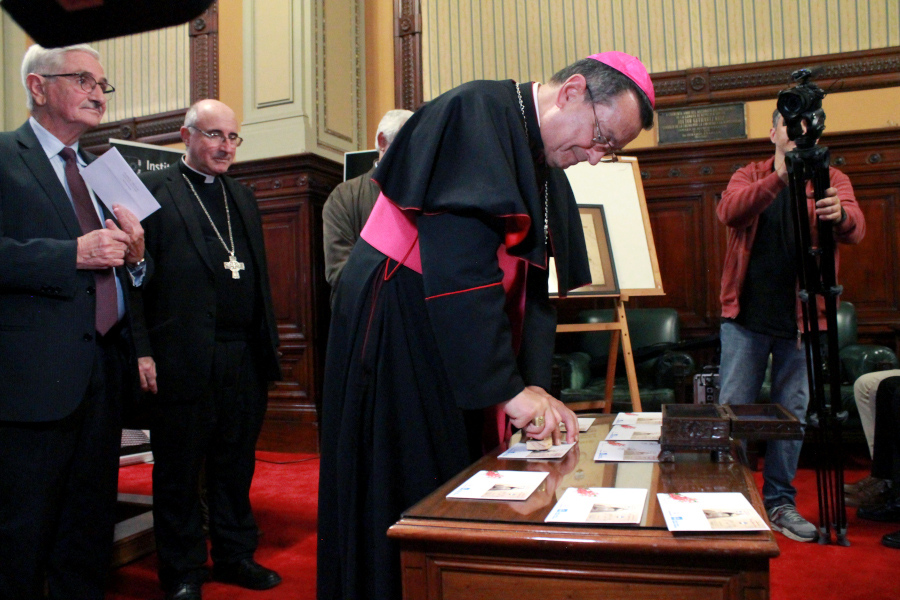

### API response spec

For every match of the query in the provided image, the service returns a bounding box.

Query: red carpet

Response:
[110,452,319,600]
[112,450,900,599]
[764,453,900,600]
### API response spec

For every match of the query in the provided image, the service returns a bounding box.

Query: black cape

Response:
[317,80,591,600]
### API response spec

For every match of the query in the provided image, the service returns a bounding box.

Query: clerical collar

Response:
[180,156,216,184]
[532,83,541,127]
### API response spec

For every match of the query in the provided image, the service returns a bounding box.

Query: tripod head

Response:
[777,69,826,150]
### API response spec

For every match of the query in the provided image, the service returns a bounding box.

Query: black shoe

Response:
[857,497,900,523]
[883,530,900,549]
[165,583,202,600]
[212,559,282,590]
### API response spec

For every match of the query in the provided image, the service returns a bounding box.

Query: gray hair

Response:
[550,58,654,129]
[184,103,201,128]
[21,43,101,111]
[772,108,783,128]
[376,109,414,148]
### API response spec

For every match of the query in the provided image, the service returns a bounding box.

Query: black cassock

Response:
[317,80,591,600]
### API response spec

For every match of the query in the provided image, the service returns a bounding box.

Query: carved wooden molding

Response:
[189,1,219,104]
[653,47,900,109]
[83,1,219,154]
[394,6,900,111]
[227,153,343,201]
[81,109,188,152]
[394,0,422,110]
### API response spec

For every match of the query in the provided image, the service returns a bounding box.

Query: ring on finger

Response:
[532,415,545,428]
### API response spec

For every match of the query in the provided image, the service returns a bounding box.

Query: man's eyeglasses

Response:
[188,126,243,147]
[40,72,115,95]
[585,84,620,161]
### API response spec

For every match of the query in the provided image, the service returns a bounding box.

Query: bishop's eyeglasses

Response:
[585,84,620,162]
[188,125,244,147]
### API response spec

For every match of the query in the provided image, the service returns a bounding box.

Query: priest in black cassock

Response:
[317,52,656,600]
[132,100,282,600]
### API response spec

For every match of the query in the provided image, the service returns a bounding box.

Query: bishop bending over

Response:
[132,99,282,600]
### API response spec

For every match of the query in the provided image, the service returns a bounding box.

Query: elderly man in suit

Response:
[133,99,282,600]
[0,44,147,600]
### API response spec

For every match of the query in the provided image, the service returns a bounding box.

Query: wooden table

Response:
[388,414,779,600]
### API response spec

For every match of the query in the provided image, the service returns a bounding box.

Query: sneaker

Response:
[767,504,818,542]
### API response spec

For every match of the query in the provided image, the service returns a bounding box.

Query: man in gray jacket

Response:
[323,109,412,301]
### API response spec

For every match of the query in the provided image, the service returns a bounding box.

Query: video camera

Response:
[776,68,826,149]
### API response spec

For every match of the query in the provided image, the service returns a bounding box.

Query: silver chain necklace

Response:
[182,174,245,279]
[515,82,549,244]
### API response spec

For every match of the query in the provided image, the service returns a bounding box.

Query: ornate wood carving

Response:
[660,404,731,454]
[394,0,423,110]
[189,2,219,104]
[81,109,189,152]
[82,2,219,154]
[652,47,900,108]
[228,153,342,453]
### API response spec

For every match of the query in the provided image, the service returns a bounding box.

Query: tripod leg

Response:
[785,144,851,546]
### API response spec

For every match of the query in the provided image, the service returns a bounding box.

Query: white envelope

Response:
[82,147,161,221]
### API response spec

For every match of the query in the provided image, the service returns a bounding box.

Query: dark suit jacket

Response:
[0,121,141,422]
[132,164,281,403]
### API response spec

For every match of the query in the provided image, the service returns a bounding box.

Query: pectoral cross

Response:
[224,254,245,279]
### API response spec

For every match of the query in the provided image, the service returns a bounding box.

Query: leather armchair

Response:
[756,302,898,430]
[554,308,695,412]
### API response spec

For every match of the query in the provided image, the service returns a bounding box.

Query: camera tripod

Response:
[784,141,850,546]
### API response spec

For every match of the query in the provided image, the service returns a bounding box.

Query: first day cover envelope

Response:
[446,470,549,501]
[656,492,769,532]
[545,487,648,524]
[498,442,576,460]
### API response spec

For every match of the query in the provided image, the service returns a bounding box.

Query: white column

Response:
[240,0,365,162]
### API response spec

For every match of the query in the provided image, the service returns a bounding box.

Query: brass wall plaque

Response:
[657,103,746,145]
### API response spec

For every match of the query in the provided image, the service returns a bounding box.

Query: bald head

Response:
[185,99,235,129]
[180,99,241,176]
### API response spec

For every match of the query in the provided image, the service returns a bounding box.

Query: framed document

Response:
[577,204,617,295]
[549,204,619,297]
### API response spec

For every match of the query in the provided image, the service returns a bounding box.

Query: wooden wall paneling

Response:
[228,153,342,453]
[631,127,900,344]
[638,193,707,330]
[839,190,896,310]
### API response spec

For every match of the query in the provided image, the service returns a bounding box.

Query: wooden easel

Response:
[559,156,664,415]
[556,295,641,413]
